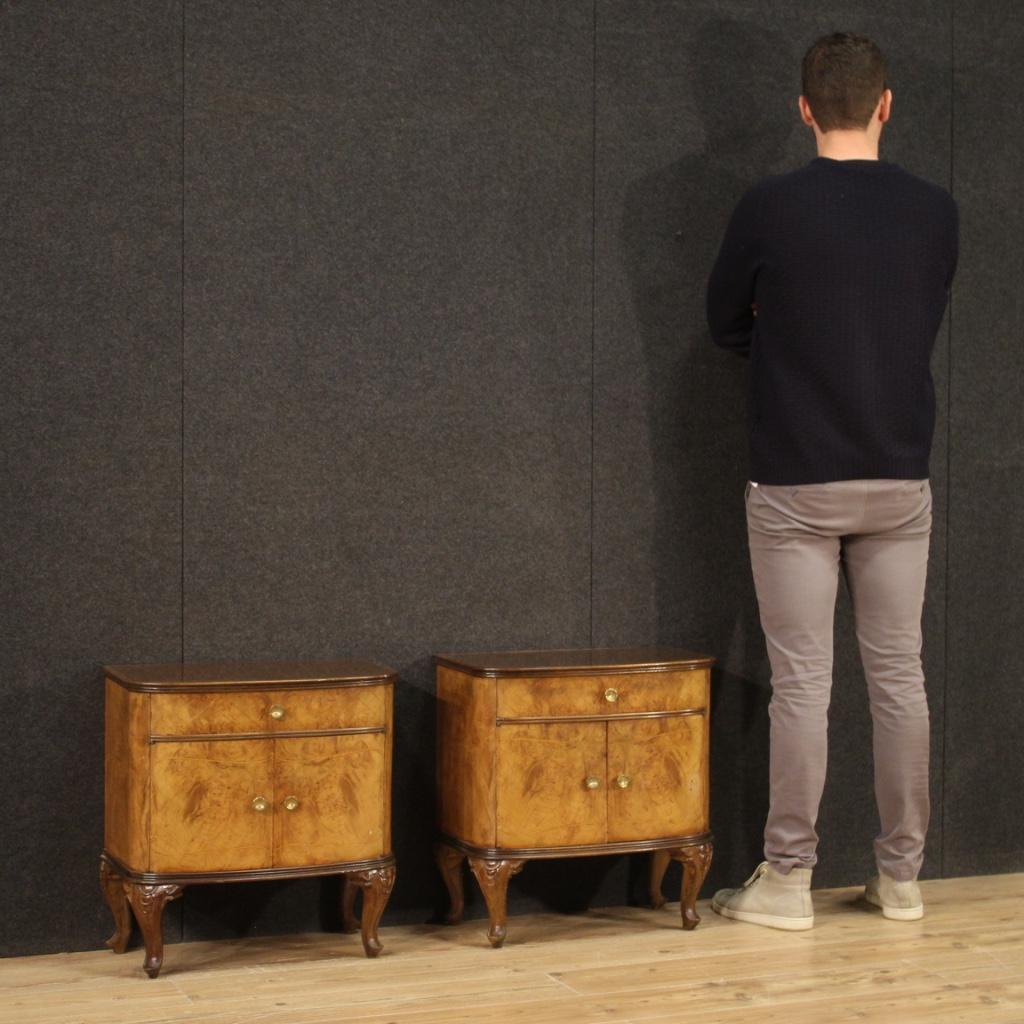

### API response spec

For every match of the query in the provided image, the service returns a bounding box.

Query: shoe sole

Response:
[863,890,924,921]
[711,900,814,931]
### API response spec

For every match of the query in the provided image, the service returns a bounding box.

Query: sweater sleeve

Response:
[705,185,763,359]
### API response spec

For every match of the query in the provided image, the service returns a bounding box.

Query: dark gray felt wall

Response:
[1,2,1019,958]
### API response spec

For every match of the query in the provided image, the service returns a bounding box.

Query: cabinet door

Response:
[150,739,274,873]
[607,715,708,842]
[273,733,387,868]
[496,722,607,848]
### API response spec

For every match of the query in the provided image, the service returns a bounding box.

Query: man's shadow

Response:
[615,17,797,901]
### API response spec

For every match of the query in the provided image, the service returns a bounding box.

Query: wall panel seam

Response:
[179,0,187,941]
[941,0,954,879]
[589,0,597,647]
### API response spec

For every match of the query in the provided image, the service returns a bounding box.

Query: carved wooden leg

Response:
[347,865,396,958]
[124,882,183,978]
[340,874,359,934]
[467,856,525,948]
[670,841,713,930]
[99,855,132,954]
[434,842,467,925]
[649,848,671,910]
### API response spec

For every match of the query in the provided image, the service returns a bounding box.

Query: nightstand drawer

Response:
[150,690,267,736]
[150,683,389,737]
[262,684,389,732]
[496,669,707,721]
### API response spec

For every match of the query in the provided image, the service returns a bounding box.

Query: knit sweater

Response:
[705,155,959,485]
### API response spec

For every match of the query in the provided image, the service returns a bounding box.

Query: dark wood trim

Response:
[103,660,398,689]
[432,659,712,675]
[430,647,712,679]
[438,832,713,860]
[101,850,395,885]
[495,708,706,726]
[148,725,387,744]
[109,676,395,694]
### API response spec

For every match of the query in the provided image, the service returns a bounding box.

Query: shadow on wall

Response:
[618,17,796,897]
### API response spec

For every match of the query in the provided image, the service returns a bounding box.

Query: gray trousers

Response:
[744,477,933,882]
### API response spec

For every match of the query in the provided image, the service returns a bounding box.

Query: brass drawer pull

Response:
[282,795,300,812]
[251,796,269,813]
[615,774,632,790]
[584,776,601,791]
[268,704,286,721]
[604,687,619,703]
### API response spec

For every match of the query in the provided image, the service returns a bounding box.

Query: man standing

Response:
[705,31,959,929]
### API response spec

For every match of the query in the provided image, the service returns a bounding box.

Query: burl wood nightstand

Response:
[100,659,397,977]
[433,646,715,947]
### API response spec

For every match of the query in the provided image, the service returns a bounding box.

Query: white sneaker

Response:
[863,870,924,920]
[711,861,814,931]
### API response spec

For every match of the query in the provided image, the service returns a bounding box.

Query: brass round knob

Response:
[269,704,286,720]
[616,774,632,790]
[604,687,619,703]
[251,796,269,813]
[585,776,601,790]
[282,796,300,812]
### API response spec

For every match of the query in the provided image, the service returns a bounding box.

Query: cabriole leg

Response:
[434,842,467,925]
[99,855,132,954]
[467,856,525,948]
[124,882,183,978]
[670,841,713,930]
[347,865,396,958]
[649,848,671,910]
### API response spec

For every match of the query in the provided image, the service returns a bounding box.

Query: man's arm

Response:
[705,185,763,359]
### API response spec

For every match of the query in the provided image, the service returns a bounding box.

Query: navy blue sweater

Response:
[706,156,959,485]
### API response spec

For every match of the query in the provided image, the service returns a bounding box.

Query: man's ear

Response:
[797,95,814,127]
[878,88,893,124]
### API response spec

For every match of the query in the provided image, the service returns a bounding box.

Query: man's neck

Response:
[816,129,881,161]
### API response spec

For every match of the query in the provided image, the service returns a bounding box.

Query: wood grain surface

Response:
[5,873,1021,1022]
[149,739,275,873]
[103,679,150,869]
[496,722,607,847]
[150,690,269,737]
[273,733,387,867]
[436,666,496,847]
[607,714,708,842]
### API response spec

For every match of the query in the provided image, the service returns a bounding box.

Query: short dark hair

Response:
[801,32,888,132]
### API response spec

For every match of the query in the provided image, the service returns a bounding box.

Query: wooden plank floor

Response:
[2,873,1022,1024]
